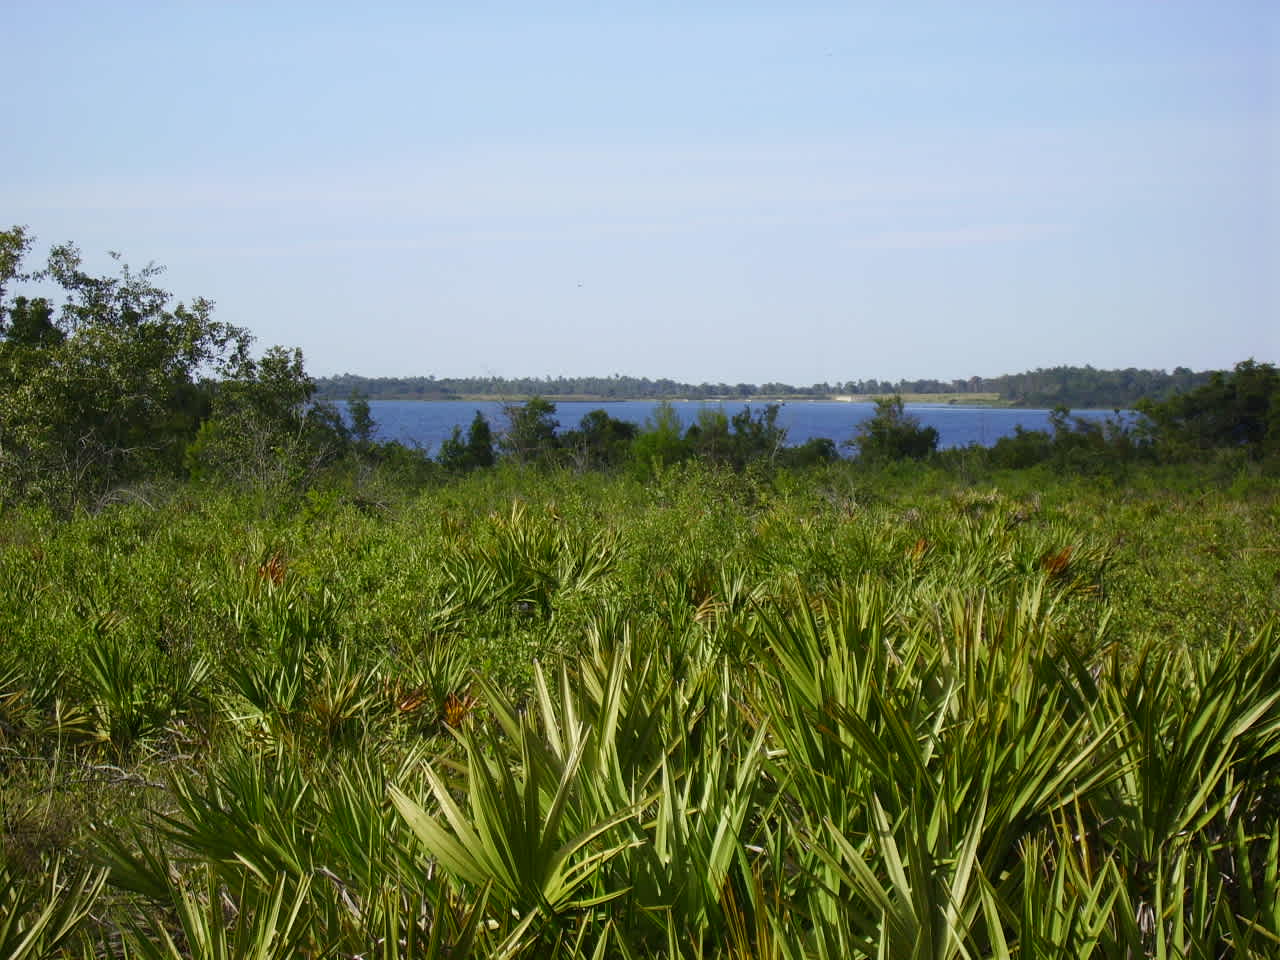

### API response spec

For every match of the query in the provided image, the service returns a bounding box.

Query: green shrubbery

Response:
[1139,358,1280,461]
[474,365,1278,483]
[987,406,1142,475]
[846,395,940,461]
[0,228,250,511]
[0,463,1276,956]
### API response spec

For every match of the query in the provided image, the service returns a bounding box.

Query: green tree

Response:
[686,407,732,465]
[1139,359,1280,461]
[987,425,1053,469]
[848,395,939,461]
[684,404,786,469]
[439,410,496,472]
[347,390,377,454]
[778,435,839,467]
[631,400,691,475]
[728,403,786,467]
[1,296,61,348]
[465,411,497,468]
[499,396,560,464]
[185,346,348,488]
[561,409,638,470]
[0,227,251,510]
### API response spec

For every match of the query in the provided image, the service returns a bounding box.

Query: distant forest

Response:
[315,365,1221,409]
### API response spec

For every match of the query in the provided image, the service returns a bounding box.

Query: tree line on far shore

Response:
[314,365,1219,409]
[2,227,1276,514]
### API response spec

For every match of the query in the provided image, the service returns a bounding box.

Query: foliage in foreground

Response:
[0,461,1277,957]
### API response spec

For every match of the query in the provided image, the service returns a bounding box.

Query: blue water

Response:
[349,400,1128,456]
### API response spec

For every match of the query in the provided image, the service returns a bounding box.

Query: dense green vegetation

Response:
[1,460,1278,957]
[0,228,358,514]
[315,365,1219,409]
[3,230,1279,957]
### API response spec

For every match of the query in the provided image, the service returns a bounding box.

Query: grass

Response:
[0,459,1277,957]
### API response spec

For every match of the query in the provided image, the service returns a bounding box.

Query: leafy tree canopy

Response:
[499,396,560,464]
[1138,359,1280,461]
[184,345,352,488]
[0,227,347,507]
[438,410,496,473]
[0,227,252,509]
[848,395,939,462]
[560,409,638,470]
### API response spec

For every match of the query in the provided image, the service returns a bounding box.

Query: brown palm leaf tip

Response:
[1039,546,1074,577]
[443,690,476,728]
[393,685,430,715]
[908,538,929,560]
[258,553,286,585]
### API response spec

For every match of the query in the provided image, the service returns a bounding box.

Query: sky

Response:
[3,1,1276,384]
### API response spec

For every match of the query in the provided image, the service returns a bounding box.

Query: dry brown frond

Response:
[257,552,286,586]
[1040,545,1074,578]
[443,689,476,728]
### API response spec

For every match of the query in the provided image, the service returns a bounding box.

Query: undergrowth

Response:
[0,460,1277,957]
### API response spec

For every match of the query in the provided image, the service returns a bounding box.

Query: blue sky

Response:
[3,1,1275,383]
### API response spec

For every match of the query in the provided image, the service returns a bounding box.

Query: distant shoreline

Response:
[321,391,1028,408]
[314,365,1222,411]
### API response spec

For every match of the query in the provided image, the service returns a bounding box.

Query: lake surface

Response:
[351,400,1128,456]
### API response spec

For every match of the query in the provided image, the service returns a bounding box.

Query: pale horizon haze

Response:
[3,1,1276,385]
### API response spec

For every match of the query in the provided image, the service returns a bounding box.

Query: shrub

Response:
[848,395,939,461]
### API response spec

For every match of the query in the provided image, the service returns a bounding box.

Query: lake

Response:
[350,400,1129,456]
